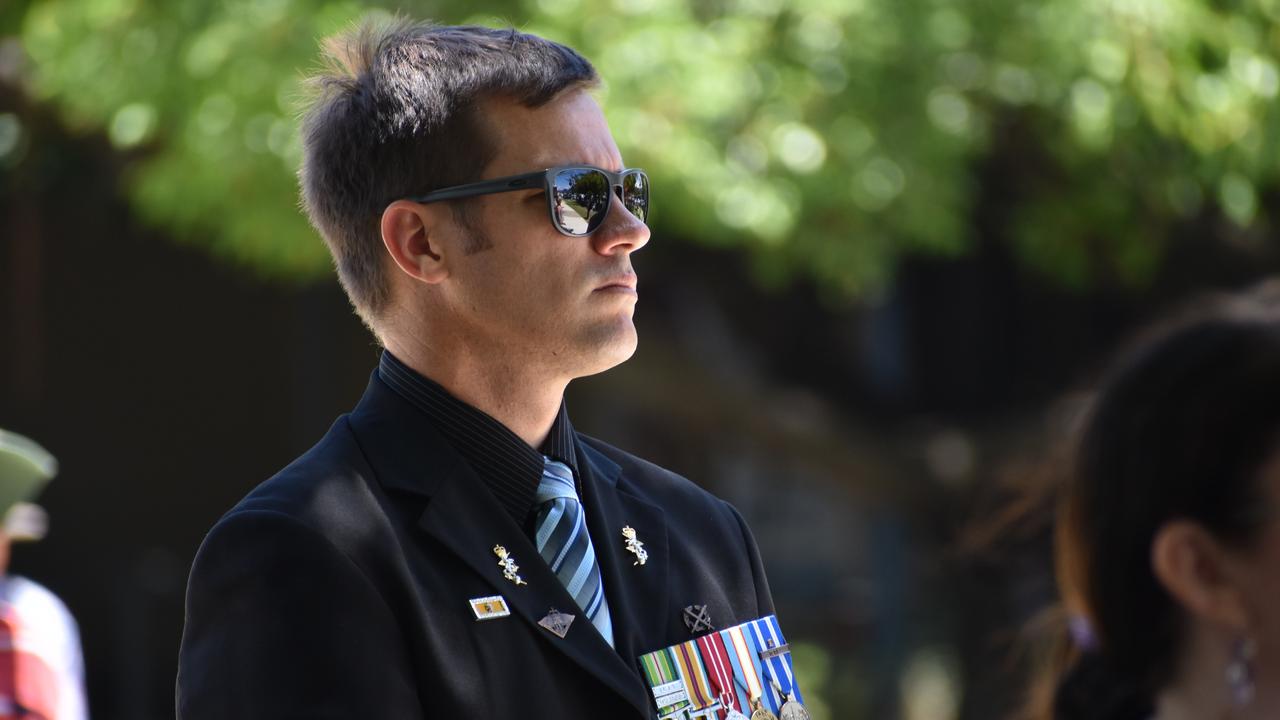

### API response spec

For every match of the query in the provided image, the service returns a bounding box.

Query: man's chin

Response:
[574,322,638,378]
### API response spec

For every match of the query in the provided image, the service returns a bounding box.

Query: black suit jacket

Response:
[176,373,775,718]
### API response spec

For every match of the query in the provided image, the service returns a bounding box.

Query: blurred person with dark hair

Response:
[1034,282,1280,720]
[0,431,87,720]
[176,18,779,720]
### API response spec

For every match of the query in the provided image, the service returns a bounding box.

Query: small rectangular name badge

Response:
[469,595,511,621]
[650,680,684,699]
[760,642,791,660]
[655,689,691,707]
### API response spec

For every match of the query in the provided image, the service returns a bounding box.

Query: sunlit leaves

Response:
[12,0,1280,292]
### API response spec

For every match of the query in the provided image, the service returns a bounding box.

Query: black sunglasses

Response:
[407,165,649,237]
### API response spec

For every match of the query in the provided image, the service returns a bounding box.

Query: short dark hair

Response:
[298,19,599,331]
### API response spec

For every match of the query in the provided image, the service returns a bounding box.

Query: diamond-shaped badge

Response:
[538,608,575,639]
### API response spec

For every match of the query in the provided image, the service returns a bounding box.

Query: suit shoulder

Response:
[211,415,384,552]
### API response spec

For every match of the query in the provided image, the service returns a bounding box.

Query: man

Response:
[176,20,776,719]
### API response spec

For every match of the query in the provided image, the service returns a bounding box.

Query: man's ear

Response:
[381,200,449,285]
[1152,519,1251,631]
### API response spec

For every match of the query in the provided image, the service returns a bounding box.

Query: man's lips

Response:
[594,274,638,292]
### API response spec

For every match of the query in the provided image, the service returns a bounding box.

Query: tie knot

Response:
[536,457,579,505]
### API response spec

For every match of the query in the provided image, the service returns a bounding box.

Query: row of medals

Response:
[712,691,808,720]
[747,695,809,720]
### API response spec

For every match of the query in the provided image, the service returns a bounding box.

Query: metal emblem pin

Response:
[760,641,791,661]
[493,545,527,585]
[538,608,575,638]
[621,525,648,566]
[682,604,714,634]
[469,595,512,621]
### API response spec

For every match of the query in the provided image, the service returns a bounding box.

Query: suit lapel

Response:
[576,441,671,662]
[416,471,654,716]
[348,376,652,717]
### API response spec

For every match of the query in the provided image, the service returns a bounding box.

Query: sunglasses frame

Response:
[406,165,649,237]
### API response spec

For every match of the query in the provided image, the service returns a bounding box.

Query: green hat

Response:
[0,430,55,540]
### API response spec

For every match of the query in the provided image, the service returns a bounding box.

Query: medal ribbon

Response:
[697,631,747,718]
[736,623,781,714]
[639,647,692,717]
[724,626,766,709]
[754,616,803,705]
[748,616,798,709]
[675,640,716,711]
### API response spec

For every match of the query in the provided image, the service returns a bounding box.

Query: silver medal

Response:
[779,700,811,720]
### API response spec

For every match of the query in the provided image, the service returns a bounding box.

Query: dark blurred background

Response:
[3,0,1280,718]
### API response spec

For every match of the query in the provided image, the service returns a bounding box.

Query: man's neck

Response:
[384,334,567,449]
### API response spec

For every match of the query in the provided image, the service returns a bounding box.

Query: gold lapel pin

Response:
[469,595,512,621]
[493,545,527,585]
[621,525,648,566]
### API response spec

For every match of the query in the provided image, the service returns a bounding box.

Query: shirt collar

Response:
[377,351,579,524]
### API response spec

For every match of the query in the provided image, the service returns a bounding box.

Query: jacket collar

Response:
[376,352,581,523]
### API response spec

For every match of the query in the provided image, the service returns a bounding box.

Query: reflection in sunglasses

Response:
[411,165,645,237]
[555,170,609,234]
[559,201,591,234]
[547,167,647,235]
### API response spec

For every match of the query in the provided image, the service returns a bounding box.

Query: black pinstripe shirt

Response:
[377,351,580,526]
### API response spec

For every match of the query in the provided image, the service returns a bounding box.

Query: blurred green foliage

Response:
[8,0,1280,294]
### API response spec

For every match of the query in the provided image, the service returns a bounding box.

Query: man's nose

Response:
[591,188,650,256]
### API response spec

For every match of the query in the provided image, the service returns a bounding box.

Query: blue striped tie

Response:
[534,457,614,648]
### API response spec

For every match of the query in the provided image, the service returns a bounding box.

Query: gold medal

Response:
[750,699,779,720]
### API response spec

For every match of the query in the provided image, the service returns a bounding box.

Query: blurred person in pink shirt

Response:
[0,430,87,720]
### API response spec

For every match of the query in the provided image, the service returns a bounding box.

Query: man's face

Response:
[434,89,650,380]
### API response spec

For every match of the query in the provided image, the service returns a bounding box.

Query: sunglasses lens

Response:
[552,169,610,235]
[623,171,649,223]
